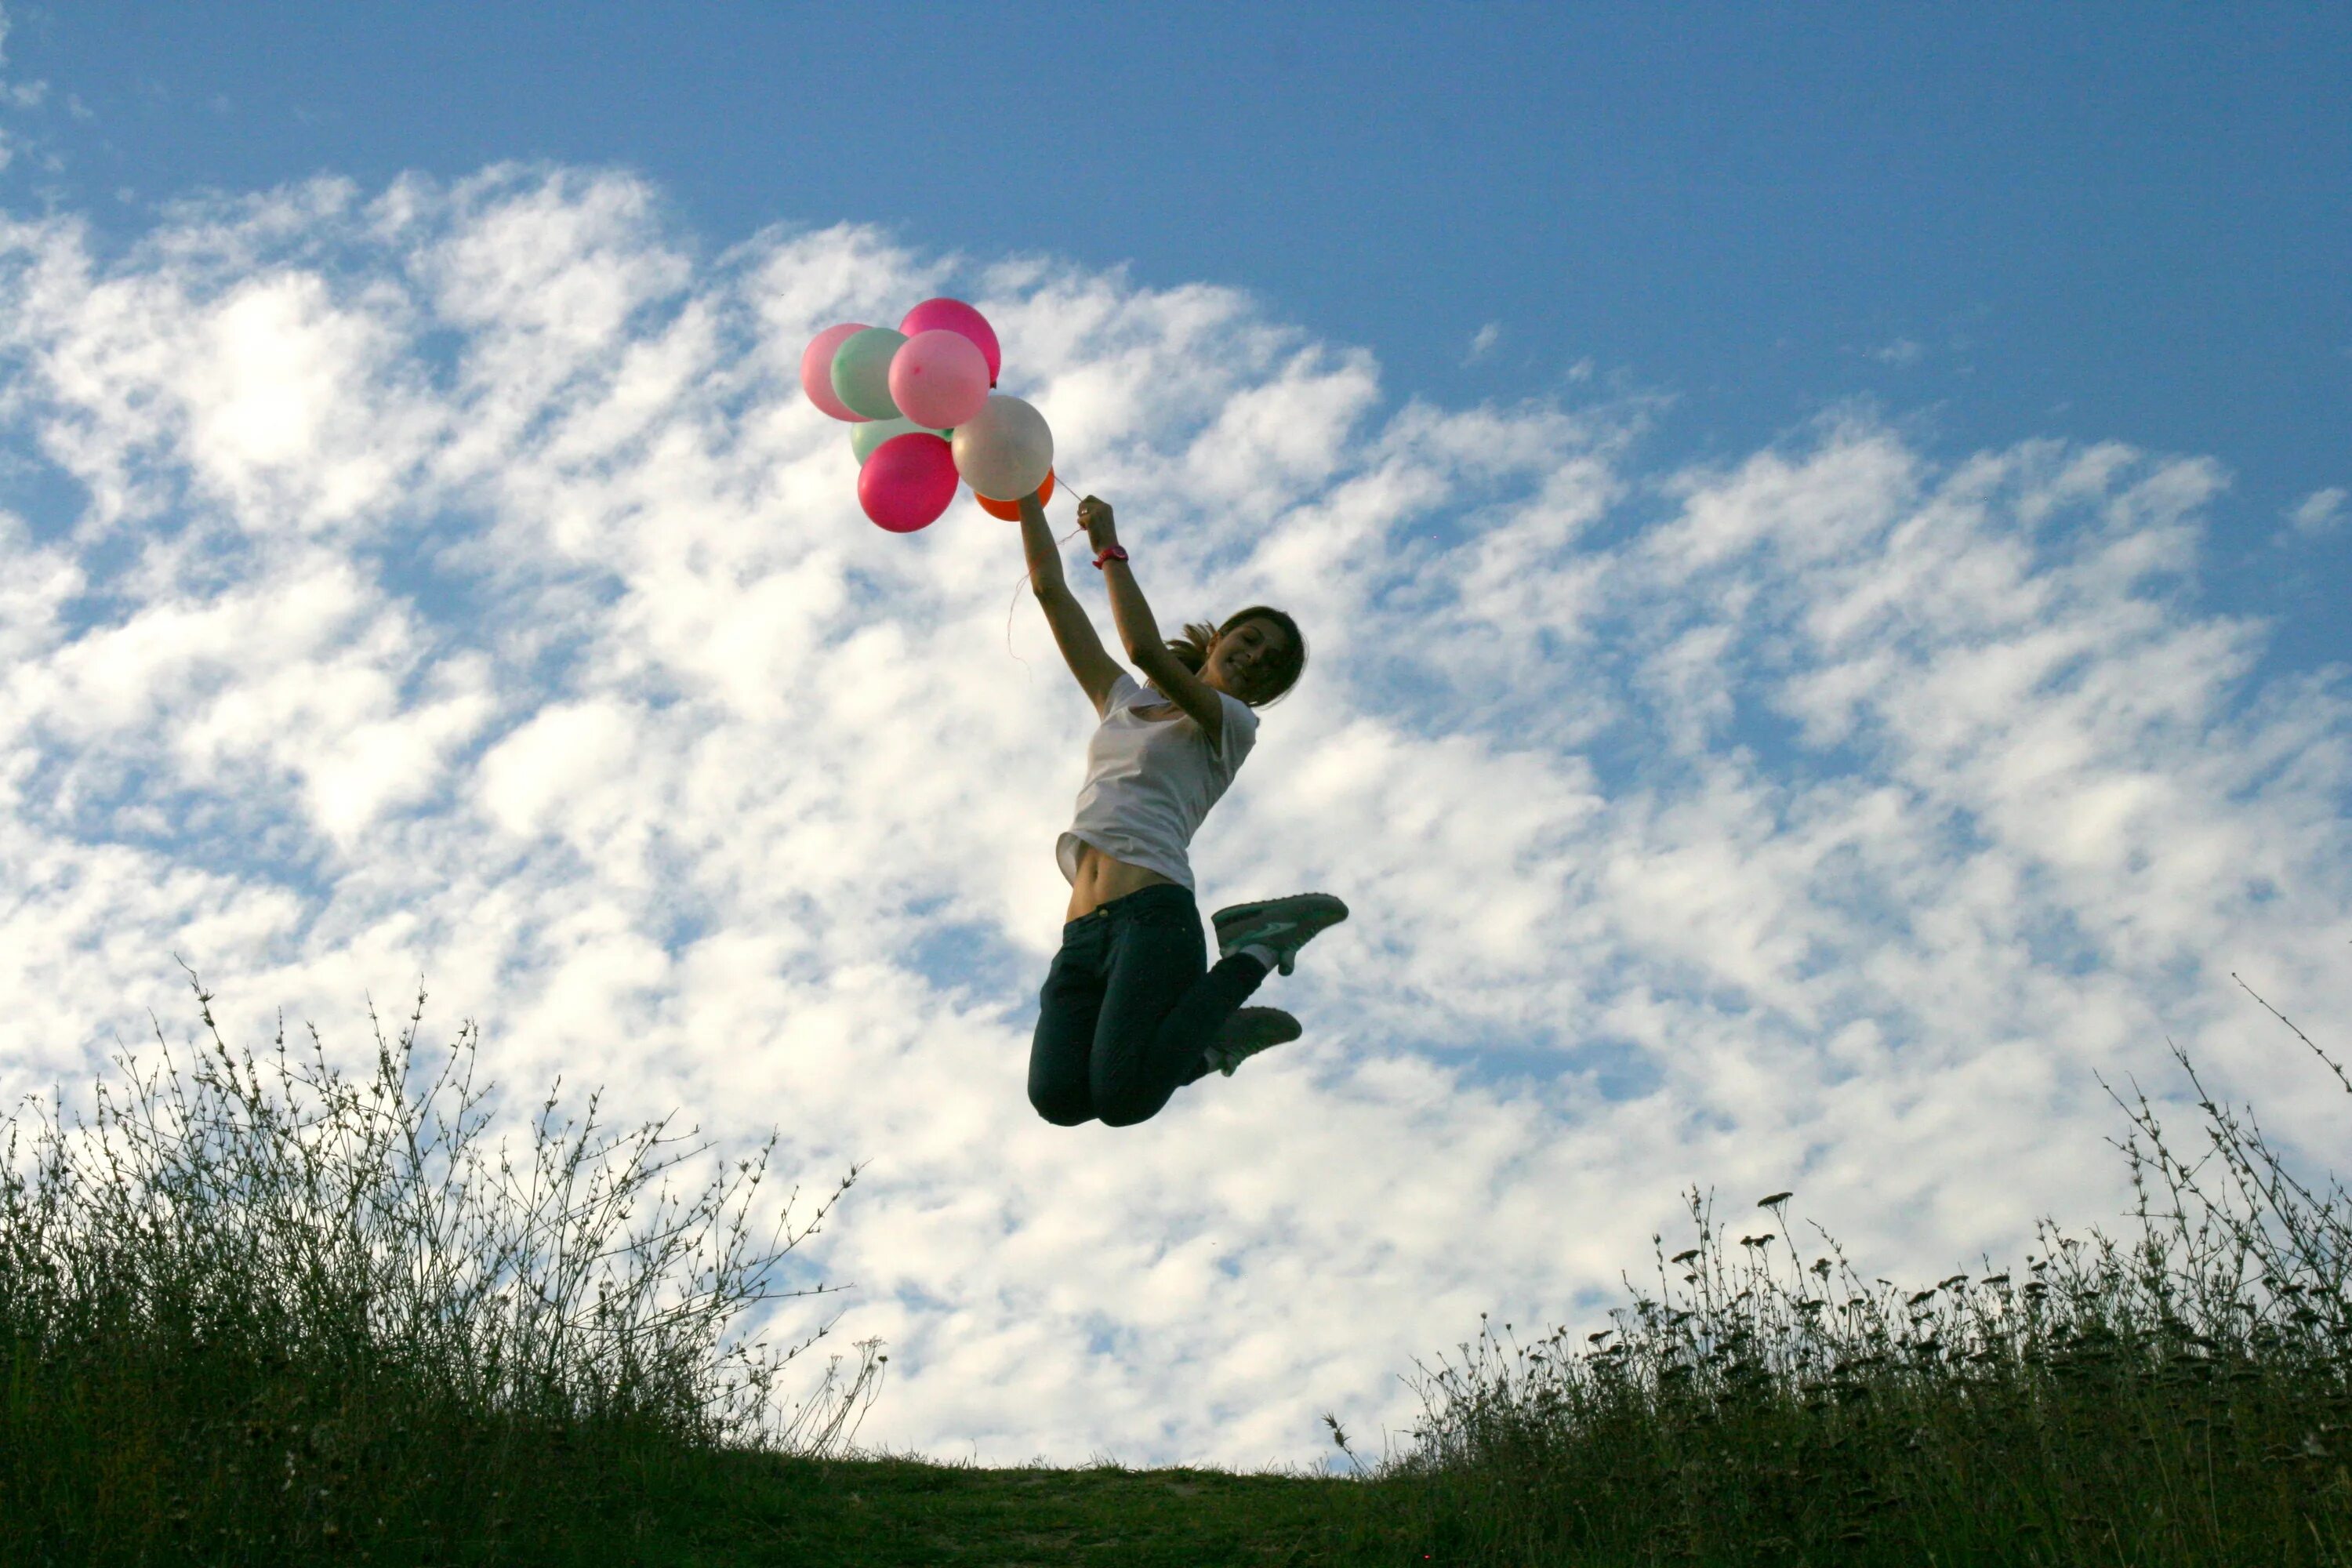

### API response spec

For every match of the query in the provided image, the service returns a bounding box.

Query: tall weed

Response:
[0,968,880,1564]
[1338,978,2352,1566]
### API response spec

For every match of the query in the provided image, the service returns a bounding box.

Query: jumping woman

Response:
[1016,490,1348,1128]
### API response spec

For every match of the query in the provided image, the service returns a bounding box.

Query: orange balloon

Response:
[975,469,1054,520]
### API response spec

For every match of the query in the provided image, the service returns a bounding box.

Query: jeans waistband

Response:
[1063,882,1196,931]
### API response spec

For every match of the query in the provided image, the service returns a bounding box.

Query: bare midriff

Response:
[1065,839,1180,923]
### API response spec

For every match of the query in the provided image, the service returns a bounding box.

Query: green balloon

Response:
[830,327,905,420]
[851,416,949,465]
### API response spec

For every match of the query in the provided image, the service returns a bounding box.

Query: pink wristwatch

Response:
[1092,544,1130,570]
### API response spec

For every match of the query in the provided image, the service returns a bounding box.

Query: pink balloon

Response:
[889,330,991,430]
[800,323,872,421]
[898,298,1001,385]
[858,433,958,533]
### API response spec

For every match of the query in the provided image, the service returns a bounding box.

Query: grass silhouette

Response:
[4,968,2345,1565]
[1319,973,2352,1565]
[1,967,880,1563]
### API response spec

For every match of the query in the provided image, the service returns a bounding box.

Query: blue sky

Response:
[0,5,2347,1472]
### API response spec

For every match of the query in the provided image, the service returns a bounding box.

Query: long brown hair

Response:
[1161,606,1307,707]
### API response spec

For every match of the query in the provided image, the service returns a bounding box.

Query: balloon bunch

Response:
[800,298,1056,532]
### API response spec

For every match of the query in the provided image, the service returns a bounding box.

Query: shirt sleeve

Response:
[1213,691,1259,772]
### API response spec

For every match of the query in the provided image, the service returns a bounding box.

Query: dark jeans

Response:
[1029,884,1269,1127]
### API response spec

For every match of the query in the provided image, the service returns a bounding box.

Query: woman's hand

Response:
[1076,495,1117,550]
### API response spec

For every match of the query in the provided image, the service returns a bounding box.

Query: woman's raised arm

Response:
[1077,497,1169,663]
[1017,492,1068,595]
[1021,490,1123,713]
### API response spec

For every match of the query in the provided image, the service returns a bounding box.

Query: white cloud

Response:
[1462,321,1501,365]
[1871,336,1925,365]
[0,168,2347,1475]
[2284,485,2347,540]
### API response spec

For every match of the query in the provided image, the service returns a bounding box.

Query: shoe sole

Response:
[1210,1007,1302,1075]
[1221,1006,1302,1045]
[1213,894,1348,976]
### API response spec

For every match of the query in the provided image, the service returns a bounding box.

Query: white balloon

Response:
[951,394,1054,502]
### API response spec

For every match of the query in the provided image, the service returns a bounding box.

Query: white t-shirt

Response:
[1057,671,1261,894]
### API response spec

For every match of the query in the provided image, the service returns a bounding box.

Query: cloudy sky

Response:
[0,6,2347,1472]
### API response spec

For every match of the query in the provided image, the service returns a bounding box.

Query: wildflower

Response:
[1758,1192,1792,1210]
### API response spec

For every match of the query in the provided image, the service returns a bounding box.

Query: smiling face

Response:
[1202,616,1295,704]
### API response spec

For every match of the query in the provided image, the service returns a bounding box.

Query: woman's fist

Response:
[1076,495,1116,547]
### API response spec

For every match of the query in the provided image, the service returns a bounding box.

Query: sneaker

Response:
[1203,1007,1302,1076]
[1210,893,1349,978]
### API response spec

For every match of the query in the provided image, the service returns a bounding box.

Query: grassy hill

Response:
[475,1449,1375,1566]
[5,969,2347,1566]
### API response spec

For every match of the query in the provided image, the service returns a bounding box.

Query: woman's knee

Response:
[1029,1083,1094,1127]
[1092,1087,1167,1129]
